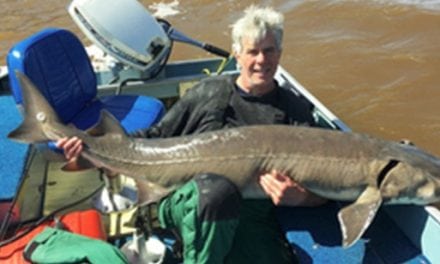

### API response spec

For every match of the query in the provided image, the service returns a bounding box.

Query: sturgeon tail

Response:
[7,70,64,143]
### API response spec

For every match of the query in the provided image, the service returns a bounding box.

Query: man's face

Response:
[235,33,281,93]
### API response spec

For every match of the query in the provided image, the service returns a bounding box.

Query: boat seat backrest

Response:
[7,28,97,124]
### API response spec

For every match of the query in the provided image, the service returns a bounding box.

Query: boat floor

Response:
[278,203,430,263]
[10,146,103,223]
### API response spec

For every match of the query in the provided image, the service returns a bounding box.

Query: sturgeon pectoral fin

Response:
[7,119,46,143]
[135,179,171,206]
[338,186,382,248]
[62,156,96,171]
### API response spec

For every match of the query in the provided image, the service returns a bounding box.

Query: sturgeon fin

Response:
[86,110,127,137]
[338,186,382,248]
[135,179,171,206]
[8,120,47,143]
[62,156,95,171]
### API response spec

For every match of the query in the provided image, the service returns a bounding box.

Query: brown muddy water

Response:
[1,0,440,156]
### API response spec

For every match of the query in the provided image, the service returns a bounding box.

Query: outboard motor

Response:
[68,0,229,77]
[68,0,172,75]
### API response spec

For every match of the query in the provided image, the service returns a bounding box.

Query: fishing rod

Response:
[157,18,231,58]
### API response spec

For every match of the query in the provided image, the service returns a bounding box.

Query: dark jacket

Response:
[131,75,316,138]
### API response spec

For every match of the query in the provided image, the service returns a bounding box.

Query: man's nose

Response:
[256,51,266,63]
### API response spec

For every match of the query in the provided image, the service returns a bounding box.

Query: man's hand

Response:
[56,137,83,160]
[56,137,119,179]
[259,170,326,207]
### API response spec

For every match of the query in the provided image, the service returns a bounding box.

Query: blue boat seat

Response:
[7,28,164,152]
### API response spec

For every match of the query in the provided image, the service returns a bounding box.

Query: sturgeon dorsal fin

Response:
[86,110,127,137]
[338,186,382,248]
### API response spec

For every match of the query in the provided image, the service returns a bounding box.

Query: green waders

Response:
[225,200,298,264]
[158,174,297,264]
[158,173,241,264]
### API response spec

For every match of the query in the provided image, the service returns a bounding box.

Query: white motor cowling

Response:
[68,0,171,72]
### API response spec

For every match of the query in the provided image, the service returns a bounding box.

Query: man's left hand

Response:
[258,170,326,206]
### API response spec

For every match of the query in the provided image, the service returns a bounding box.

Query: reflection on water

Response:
[0,0,439,155]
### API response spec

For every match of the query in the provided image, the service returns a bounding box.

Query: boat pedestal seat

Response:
[7,27,164,153]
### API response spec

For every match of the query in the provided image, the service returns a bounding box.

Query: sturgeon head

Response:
[379,142,440,205]
[338,140,440,248]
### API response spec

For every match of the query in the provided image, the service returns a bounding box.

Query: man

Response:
[58,5,325,263]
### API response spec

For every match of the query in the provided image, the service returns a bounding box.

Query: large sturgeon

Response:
[8,71,440,247]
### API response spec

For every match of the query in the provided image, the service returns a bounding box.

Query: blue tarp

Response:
[0,96,28,200]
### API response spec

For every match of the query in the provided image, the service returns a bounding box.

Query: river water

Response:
[1,0,439,156]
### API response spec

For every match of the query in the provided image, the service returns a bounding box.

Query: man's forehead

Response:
[241,34,277,49]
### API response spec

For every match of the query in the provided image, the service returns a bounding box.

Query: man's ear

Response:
[233,50,240,60]
[233,51,242,69]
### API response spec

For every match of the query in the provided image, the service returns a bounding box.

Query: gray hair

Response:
[231,5,284,54]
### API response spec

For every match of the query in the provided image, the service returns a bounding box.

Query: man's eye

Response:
[264,48,276,54]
